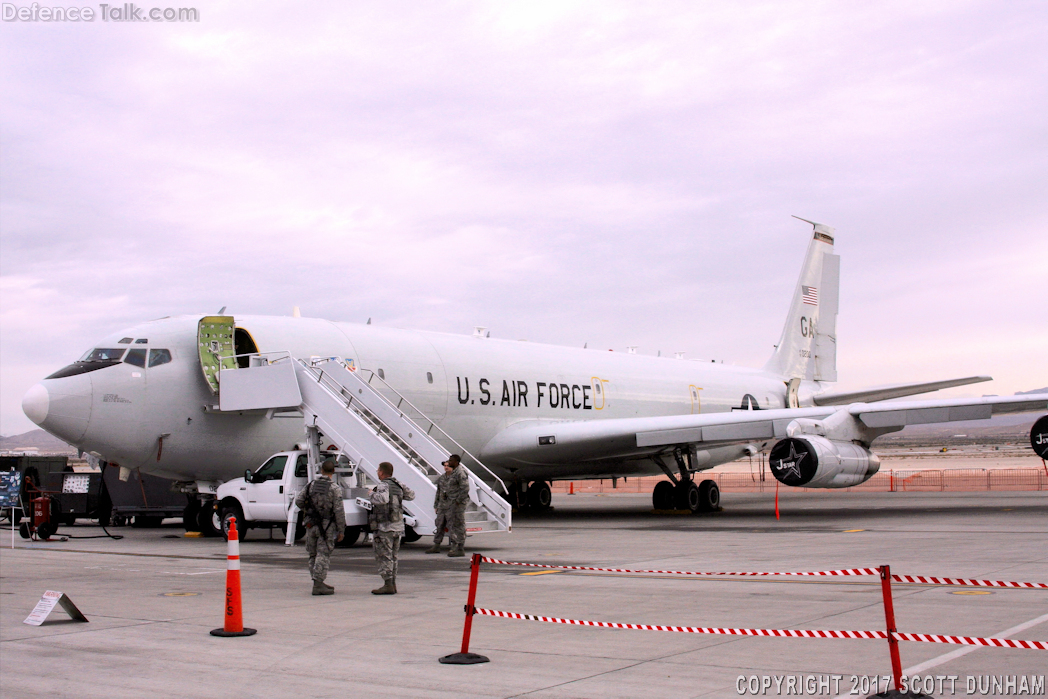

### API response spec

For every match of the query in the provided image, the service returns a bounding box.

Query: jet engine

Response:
[768,436,880,488]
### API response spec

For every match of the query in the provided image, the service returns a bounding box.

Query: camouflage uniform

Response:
[432,464,470,551]
[370,477,415,583]
[294,477,346,583]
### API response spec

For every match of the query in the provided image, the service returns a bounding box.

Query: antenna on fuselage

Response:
[367,318,372,325]
[292,306,301,318]
[217,306,226,314]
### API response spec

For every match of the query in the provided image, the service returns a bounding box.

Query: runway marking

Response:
[520,570,563,576]
[950,590,993,595]
[843,529,865,532]
[831,612,1048,697]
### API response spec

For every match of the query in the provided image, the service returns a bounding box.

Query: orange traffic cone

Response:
[210,517,257,637]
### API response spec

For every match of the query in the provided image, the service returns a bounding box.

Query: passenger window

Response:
[295,454,308,477]
[148,349,172,367]
[427,372,433,384]
[124,349,147,368]
[253,455,287,482]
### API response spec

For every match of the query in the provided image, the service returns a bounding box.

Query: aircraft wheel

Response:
[652,481,675,510]
[112,514,128,527]
[19,522,31,539]
[402,525,422,543]
[527,481,552,511]
[337,526,361,547]
[675,481,702,513]
[698,480,720,512]
[196,505,221,537]
[183,499,202,532]
[219,502,245,541]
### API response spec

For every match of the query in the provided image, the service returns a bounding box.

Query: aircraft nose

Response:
[23,377,93,443]
[22,383,50,425]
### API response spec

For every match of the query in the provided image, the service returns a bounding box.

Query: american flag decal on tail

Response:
[802,286,818,305]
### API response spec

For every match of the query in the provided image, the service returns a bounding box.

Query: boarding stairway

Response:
[215,352,512,544]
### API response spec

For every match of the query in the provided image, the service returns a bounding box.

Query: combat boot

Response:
[424,544,442,554]
[371,578,397,595]
[312,580,334,596]
[447,547,465,558]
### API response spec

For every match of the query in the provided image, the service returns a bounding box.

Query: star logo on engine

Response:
[774,441,807,481]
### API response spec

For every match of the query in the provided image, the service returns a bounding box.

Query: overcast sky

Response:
[2,1,1046,435]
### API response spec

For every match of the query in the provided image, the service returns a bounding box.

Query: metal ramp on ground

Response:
[215,352,511,544]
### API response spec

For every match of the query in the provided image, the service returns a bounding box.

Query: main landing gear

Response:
[510,480,552,512]
[652,450,720,514]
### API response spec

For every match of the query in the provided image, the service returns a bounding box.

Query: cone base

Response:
[438,652,489,664]
[210,627,257,637]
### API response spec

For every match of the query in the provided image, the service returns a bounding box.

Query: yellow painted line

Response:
[520,569,563,576]
[843,529,865,533]
[950,590,994,595]
[183,532,204,538]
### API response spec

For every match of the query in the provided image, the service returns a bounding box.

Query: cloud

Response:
[2,1,1046,433]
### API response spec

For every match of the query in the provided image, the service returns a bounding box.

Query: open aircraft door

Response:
[198,316,238,394]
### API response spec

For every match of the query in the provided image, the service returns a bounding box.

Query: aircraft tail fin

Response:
[764,220,840,385]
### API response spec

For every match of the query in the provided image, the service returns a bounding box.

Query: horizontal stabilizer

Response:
[812,376,992,406]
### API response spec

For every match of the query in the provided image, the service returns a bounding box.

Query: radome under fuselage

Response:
[27,314,789,483]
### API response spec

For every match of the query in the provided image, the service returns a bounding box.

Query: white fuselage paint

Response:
[30,314,789,484]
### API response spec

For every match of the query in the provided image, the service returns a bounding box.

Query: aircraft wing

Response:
[810,376,991,405]
[481,394,1048,466]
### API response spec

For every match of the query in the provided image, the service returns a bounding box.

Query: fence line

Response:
[550,467,1048,494]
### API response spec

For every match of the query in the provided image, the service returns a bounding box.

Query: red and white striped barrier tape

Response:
[478,556,876,577]
[479,557,1048,588]
[892,632,1048,650]
[473,608,1048,650]
[891,574,1048,589]
[473,607,885,639]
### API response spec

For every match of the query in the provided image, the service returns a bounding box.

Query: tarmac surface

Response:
[2,490,1047,699]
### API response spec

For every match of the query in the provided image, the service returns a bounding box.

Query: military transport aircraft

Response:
[21,222,1048,533]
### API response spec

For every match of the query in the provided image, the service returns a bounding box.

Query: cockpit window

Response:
[135,338,148,344]
[118,337,133,344]
[148,349,172,367]
[80,348,126,362]
[124,349,147,368]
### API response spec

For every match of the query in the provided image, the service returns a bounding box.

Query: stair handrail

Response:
[353,367,509,495]
[301,358,507,495]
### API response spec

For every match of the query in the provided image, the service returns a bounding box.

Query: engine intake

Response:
[769,436,880,488]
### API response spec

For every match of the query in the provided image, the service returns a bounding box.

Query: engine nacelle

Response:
[769,436,880,488]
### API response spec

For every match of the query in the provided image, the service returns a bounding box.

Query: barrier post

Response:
[210,517,257,637]
[879,564,903,693]
[439,553,490,664]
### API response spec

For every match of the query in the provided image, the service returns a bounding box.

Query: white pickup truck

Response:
[213,450,419,545]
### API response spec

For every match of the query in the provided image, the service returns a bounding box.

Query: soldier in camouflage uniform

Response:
[369,461,415,595]
[294,460,345,595]
[425,454,470,557]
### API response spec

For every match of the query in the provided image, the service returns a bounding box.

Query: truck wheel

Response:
[219,502,245,542]
[337,526,361,547]
[402,525,421,543]
[196,505,221,537]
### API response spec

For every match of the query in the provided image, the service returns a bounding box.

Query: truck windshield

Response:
[253,455,287,482]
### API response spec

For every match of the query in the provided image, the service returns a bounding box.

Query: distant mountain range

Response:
[0,429,77,454]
